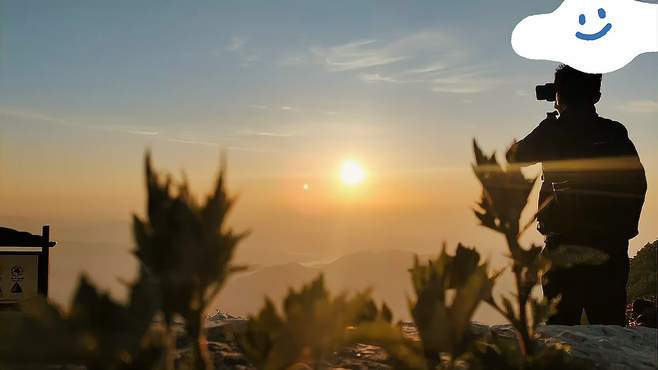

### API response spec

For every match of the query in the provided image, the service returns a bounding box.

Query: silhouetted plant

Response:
[239,275,390,370]
[408,244,497,370]
[627,240,657,302]
[133,152,248,370]
[344,245,498,370]
[472,139,545,356]
[471,140,599,368]
[0,271,162,370]
[346,320,426,370]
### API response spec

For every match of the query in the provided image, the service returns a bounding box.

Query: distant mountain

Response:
[215,249,504,323]
[215,262,320,316]
[215,250,418,320]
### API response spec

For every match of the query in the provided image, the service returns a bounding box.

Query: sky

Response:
[0,0,656,308]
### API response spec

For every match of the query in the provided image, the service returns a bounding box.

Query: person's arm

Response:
[617,130,647,240]
[506,112,558,166]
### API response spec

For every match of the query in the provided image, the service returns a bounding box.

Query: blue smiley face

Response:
[576,7,612,41]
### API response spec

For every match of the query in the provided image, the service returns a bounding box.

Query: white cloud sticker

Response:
[511,0,658,73]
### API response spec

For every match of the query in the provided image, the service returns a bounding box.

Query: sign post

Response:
[0,225,56,309]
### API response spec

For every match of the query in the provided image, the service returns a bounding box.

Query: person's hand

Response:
[554,92,567,114]
[506,139,518,163]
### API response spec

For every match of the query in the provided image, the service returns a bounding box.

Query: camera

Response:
[536,83,556,102]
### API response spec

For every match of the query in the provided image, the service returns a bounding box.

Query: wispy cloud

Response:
[89,124,160,136]
[249,131,295,138]
[246,104,304,113]
[312,39,408,72]
[359,73,401,83]
[1,107,285,153]
[359,65,495,94]
[226,36,247,51]
[0,108,80,128]
[166,138,219,147]
[311,30,495,94]
[428,70,497,94]
[616,99,657,113]
[0,108,161,136]
[239,54,261,67]
[277,54,308,67]
[247,104,271,110]
[280,105,301,112]
[223,36,261,66]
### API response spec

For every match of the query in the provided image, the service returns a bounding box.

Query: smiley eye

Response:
[598,8,606,19]
[579,14,586,25]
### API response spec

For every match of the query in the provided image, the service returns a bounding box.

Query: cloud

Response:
[359,73,401,83]
[512,0,658,73]
[239,54,261,67]
[616,99,658,113]
[167,138,219,147]
[360,67,495,93]
[248,104,270,110]
[92,126,160,136]
[311,39,409,71]
[0,108,161,136]
[223,36,262,67]
[249,131,295,138]
[0,108,79,128]
[247,104,305,113]
[428,70,497,94]
[280,106,301,112]
[311,31,494,94]
[277,54,308,67]
[226,36,247,51]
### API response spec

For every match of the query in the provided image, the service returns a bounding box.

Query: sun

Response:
[340,160,366,186]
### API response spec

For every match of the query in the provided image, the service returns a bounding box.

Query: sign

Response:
[0,255,39,303]
[0,225,56,309]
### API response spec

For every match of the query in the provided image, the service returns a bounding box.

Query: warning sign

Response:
[0,255,38,303]
[11,282,23,293]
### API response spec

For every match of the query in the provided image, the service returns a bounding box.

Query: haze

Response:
[1,1,656,323]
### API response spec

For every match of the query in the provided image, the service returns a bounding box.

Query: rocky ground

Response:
[198,314,657,370]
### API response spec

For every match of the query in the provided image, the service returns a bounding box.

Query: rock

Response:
[207,341,255,370]
[207,309,244,322]
[468,324,657,370]
[204,319,657,369]
[537,325,657,370]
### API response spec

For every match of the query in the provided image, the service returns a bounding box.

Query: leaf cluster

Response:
[408,244,496,369]
[472,139,536,239]
[627,240,657,301]
[0,272,161,370]
[470,140,590,368]
[239,275,390,370]
[132,153,248,369]
[133,153,247,327]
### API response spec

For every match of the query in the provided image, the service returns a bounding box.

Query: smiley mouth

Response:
[576,23,612,41]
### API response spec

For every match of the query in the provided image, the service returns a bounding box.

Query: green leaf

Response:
[239,275,384,370]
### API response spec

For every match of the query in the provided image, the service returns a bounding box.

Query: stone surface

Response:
[204,319,657,370]
[536,325,657,370]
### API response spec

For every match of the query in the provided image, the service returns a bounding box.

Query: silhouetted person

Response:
[507,65,647,326]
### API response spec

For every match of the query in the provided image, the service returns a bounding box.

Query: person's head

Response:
[553,64,602,113]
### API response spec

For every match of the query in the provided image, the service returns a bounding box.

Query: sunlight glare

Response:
[340,160,366,186]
